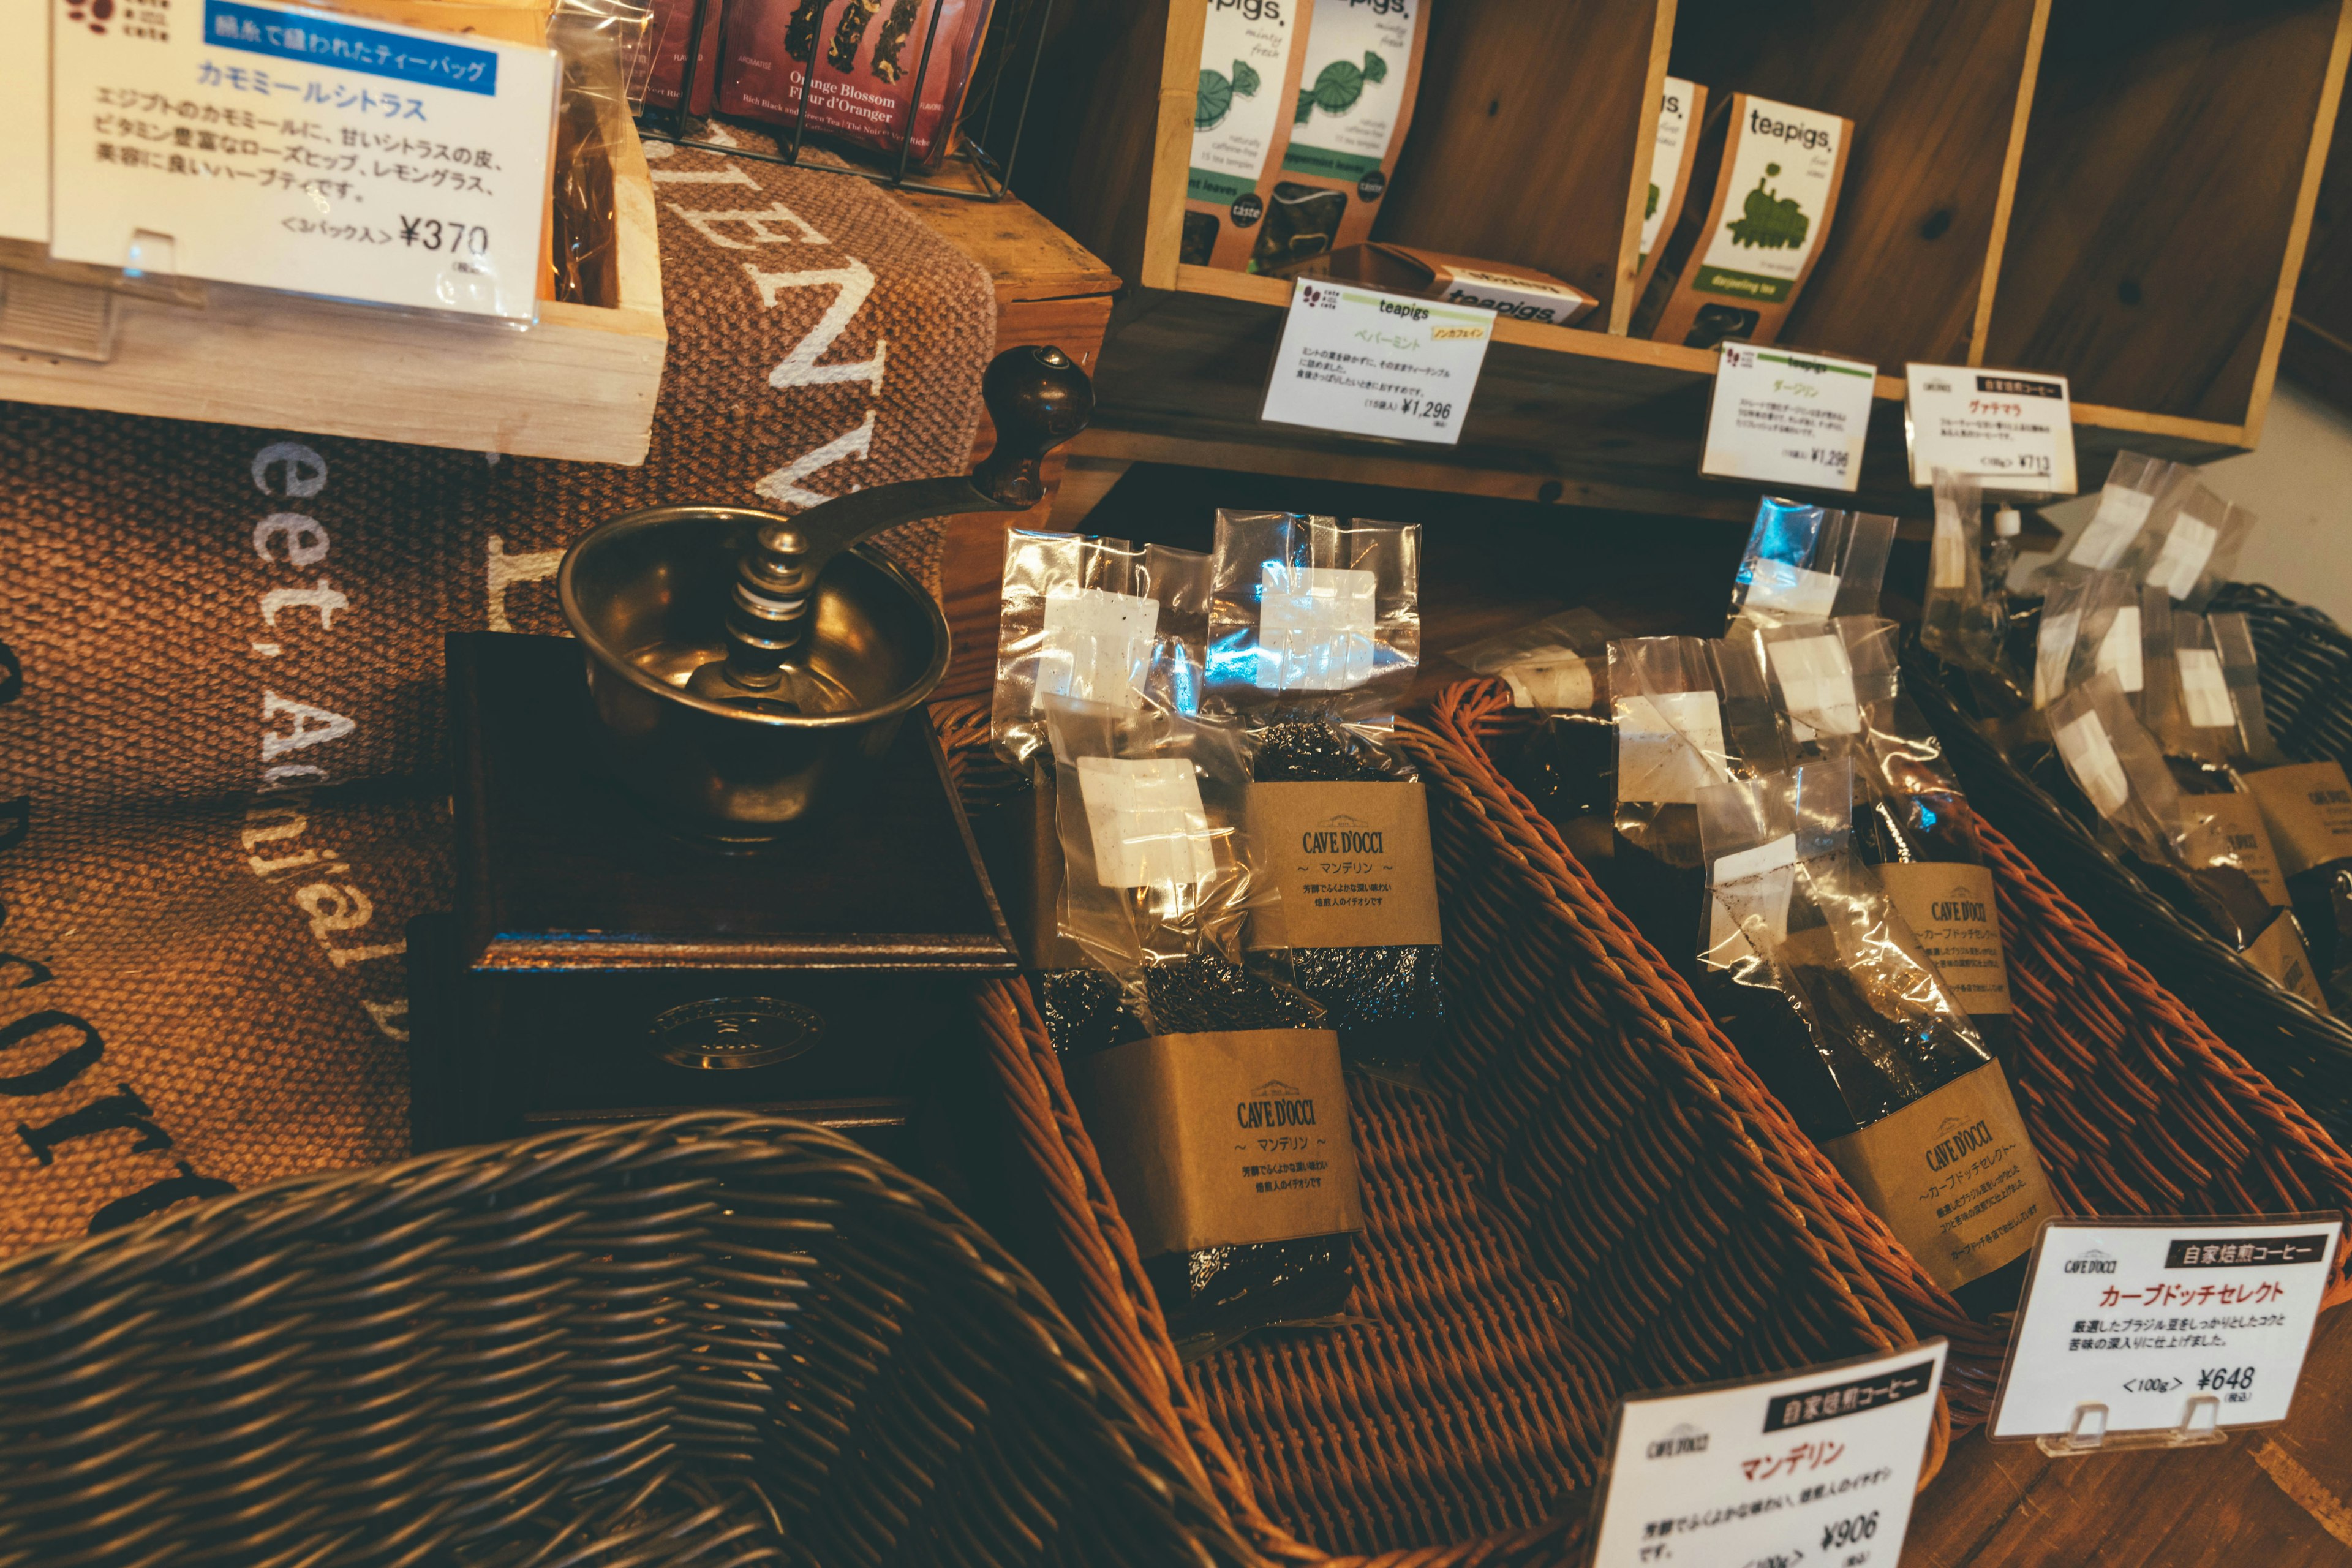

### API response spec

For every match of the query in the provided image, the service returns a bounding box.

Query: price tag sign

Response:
[49,0,558,319]
[1700,341,1877,492]
[1586,1338,1948,1567]
[1904,363,2078,496]
[1989,1216,2343,1444]
[1260,278,1493,446]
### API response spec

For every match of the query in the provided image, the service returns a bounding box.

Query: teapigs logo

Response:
[1301,812,1383,855]
[1236,1079,1318,1129]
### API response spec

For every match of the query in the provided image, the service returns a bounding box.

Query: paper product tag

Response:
[1063,1028,1364,1258]
[1701,342,1877,491]
[1616,690,1731,805]
[2149,512,2220,601]
[1246,780,1440,950]
[2054,712,2130,818]
[1585,1340,1948,1568]
[1745,559,1842,620]
[1904,364,2077,494]
[1037,588,1160,710]
[1262,279,1493,446]
[2068,488,2156,572]
[1637,75,1697,266]
[2180,794,2290,908]
[2094,606,2144,693]
[2034,608,2082,709]
[2245,914,2329,1010]
[1425,260,1592,326]
[1,6,47,241]
[2177,648,2234,729]
[1930,514,1970,592]
[1877,861,2013,1016]
[1706,834,1796,960]
[1988,1216,2343,1442]
[1500,655,1594,710]
[2244,761,2352,878]
[1823,1062,2058,1290]
[1768,633,1861,739]
[1076,757,1216,889]
[1256,564,1376,691]
[50,0,558,319]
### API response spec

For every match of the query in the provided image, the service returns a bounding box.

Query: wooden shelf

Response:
[1021,0,2352,519]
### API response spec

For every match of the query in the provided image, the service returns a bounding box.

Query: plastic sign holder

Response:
[1986,1214,2342,1456]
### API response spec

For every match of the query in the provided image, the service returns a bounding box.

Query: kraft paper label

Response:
[1248,780,1441,950]
[2245,914,2330,1012]
[1823,1062,2056,1290]
[1876,861,2013,1017]
[2180,793,2290,908]
[2245,761,2352,878]
[1064,1029,1364,1258]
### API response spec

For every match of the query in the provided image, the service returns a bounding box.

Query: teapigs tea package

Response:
[1643,92,1852,350]
[1182,0,1313,270]
[1251,0,1429,271]
[1726,496,1896,632]
[1634,76,1707,299]
[1044,696,1362,1347]
[1699,761,2057,1306]
[1207,511,1442,1069]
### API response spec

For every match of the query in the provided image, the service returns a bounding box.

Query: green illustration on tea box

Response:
[1728,162,1810,250]
[1646,181,1660,220]
[1295,51,1387,123]
[1196,58,1262,132]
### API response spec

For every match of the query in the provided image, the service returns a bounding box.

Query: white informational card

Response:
[1702,342,1878,492]
[1261,277,1494,446]
[50,0,558,318]
[1586,1339,1950,1568]
[1989,1216,2343,1443]
[1,3,48,241]
[1904,363,2078,496]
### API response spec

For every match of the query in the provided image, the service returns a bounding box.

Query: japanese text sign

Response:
[1702,341,1877,492]
[1989,1216,2343,1442]
[1904,363,2078,496]
[1587,1338,1948,1567]
[49,0,557,318]
[1260,279,1493,446]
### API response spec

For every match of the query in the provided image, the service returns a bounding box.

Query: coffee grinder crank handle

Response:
[715,345,1095,691]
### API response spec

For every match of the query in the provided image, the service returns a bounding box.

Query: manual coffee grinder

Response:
[408,345,1093,1153]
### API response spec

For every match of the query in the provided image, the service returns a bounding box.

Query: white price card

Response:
[50,0,558,319]
[1904,363,2078,496]
[1701,341,1878,492]
[1989,1216,2343,1446]
[1586,1339,1948,1568]
[1260,278,1493,446]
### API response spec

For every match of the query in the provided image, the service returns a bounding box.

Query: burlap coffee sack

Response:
[0,143,995,1251]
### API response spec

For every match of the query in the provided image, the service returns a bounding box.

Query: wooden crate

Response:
[1022,0,2352,519]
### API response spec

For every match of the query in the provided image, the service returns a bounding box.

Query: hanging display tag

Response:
[1767,633,1861,738]
[49,0,557,320]
[1616,690,1731,805]
[1036,589,1160,710]
[1585,1339,1949,1568]
[1988,1216,2343,1452]
[1700,342,1878,492]
[1261,277,1493,445]
[1904,364,2078,496]
[1076,757,1217,890]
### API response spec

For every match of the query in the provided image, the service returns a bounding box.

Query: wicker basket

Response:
[937,699,1948,1566]
[0,1114,1255,1568]
[1904,637,2352,1139]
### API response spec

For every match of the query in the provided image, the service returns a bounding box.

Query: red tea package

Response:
[719,0,995,171]
[639,0,722,114]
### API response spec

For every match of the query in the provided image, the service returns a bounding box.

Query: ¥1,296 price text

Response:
[399,216,491,256]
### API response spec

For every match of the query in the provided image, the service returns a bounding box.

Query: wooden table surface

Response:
[1905,1303,2352,1566]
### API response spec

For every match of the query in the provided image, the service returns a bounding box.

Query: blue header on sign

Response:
[202,0,499,95]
